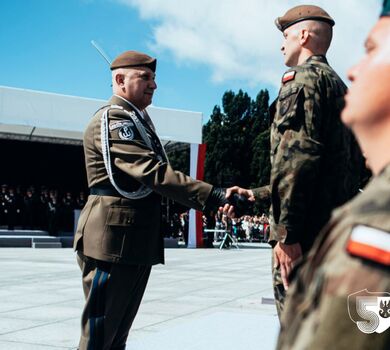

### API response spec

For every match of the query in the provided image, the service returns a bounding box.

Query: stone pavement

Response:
[0,244,279,349]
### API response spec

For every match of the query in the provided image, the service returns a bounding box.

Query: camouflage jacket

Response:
[277,164,390,350]
[254,55,363,252]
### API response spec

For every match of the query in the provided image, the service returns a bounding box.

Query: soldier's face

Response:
[121,67,157,110]
[281,26,302,67]
[342,18,390,128]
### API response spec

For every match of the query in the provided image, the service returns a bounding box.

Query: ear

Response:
[300,29,309,46]
[115,73,125,87]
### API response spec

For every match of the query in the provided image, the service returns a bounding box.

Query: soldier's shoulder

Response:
[280,63,321,90]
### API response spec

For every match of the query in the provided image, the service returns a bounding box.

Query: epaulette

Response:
[346,225,390,266]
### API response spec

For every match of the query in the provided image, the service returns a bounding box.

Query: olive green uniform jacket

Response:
[253,55,363,253]
[74,95,212,265]
[277,164,390,350]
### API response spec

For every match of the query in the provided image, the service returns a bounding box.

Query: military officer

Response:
[225,5,364,317]
[276,2,390,349]
[74,50,249,350]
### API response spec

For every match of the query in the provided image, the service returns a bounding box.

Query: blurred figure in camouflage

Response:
[276,2,390,349]
[226,4,363,317]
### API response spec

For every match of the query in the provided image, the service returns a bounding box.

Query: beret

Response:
[275,5,335,32]
[110,50,157,72]
[381,0,390,16]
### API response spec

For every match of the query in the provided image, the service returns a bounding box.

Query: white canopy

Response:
[0,86,202,145]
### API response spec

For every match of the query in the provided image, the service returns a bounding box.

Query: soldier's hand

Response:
[225,186,255,201]
[220,186,255,218]
[273,242,302,290]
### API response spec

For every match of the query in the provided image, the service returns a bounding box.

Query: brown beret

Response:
[275,5,335,32]
[110,50,157,72]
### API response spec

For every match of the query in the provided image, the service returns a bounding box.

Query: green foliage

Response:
[202,88,271,215]
[166,143,190,175]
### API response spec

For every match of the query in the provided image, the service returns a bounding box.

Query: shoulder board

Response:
[346,225,390,266]
[282,71,296,84]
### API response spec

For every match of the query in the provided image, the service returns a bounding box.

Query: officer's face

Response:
[342,18,390,128]
[120,67,157,110]
[281,25,302,67]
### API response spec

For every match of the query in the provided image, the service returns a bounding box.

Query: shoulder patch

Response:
[346,225,390,266]
[109,120,134,131]
[282,71,296,84]
[118,125,135,140]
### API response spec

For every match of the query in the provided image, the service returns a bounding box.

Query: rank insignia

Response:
[282,71,296,84]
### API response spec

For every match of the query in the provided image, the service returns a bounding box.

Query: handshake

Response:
[205,186,255,218]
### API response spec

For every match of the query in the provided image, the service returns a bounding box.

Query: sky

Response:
[0,0,382,122]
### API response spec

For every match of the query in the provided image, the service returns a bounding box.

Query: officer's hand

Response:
[220,186,255,218]
[273,242,302,290]
[206,187,252,217]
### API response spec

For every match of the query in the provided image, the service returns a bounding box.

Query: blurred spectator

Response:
[47,193,60,235]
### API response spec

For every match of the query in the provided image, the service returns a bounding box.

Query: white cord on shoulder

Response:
[101,105,153,199]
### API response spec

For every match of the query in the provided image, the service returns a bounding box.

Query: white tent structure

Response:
[0,86,202,145]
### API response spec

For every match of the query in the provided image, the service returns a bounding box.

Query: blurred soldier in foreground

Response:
[74,50,250,350]
[226,5,363,317]
[276,2,390,349]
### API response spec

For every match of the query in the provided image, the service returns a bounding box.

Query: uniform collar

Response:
[306,55,328,64]
[109,95,145,118]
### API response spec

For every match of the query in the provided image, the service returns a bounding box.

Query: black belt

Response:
[90,186,121,197]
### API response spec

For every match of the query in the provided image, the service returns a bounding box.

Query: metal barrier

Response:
[203,229,240,250]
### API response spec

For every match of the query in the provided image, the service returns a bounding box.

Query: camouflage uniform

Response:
[276,164,390,350]
[253,55,363,315]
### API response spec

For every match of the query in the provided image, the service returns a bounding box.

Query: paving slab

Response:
[0,245,279,349]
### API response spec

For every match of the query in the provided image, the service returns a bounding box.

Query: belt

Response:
[90,186,121,197]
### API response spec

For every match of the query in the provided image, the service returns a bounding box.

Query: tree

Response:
[203,88,271,212]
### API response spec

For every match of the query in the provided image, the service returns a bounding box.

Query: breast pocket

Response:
[102,206,135,257]
[275,86,303,133]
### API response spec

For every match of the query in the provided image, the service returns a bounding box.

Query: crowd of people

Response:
[163,210,270,246]
[204,212,270,243]
[0,184,86,234]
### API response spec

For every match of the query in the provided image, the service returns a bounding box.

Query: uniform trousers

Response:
[77,252,151,350]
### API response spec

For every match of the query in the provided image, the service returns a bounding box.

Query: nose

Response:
[347,63,359,82]
[150,79,157,90]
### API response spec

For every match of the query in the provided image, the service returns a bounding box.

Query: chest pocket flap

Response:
[275,85,304,132]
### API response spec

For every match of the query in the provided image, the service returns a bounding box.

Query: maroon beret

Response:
[110,50,157,72]
[275,5,335,32]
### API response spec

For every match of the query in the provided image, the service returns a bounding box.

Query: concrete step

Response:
[0,236,61,248]
[32,237,61,243]
[164,238,179,248]
[0,237,32,247]
[59,236,74,248]
[32,242,62,248]
[0,229,49,237]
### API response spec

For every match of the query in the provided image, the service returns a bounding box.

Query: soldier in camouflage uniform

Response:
[226,5,363,317]
[276,2,390,349]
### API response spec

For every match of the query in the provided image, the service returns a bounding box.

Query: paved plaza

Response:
[0,244,279,349]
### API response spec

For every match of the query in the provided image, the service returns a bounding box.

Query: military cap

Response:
[381,0,390,16]
[110,50,157,72]
[275,5,335,32]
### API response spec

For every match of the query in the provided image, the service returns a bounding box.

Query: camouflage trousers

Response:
[272,252,286,319]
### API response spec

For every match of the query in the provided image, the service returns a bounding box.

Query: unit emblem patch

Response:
[118,126,135,140]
